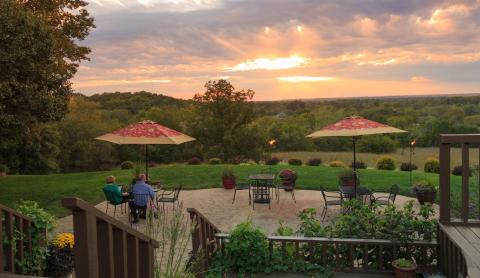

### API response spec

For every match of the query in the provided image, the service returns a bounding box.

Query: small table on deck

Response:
[249,174,275,203]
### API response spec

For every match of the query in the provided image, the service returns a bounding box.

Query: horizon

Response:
[74,0,480,101]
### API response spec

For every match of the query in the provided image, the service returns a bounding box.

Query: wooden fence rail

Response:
[0,203,45,276]
[62,198,159,278]
[187,208,221,275]
[187,208,438,276]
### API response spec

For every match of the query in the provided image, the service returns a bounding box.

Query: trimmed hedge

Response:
[307,158,322,166]
[376,156,395,170]
[288,158,302,166]
[120,161,134,169]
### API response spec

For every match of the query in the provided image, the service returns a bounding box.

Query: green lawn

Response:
[0,164,475,218]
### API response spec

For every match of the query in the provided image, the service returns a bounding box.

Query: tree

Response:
[18,0,95,79]
[0,0,94,173]
[189,80,259,159]
[57,97,120,172]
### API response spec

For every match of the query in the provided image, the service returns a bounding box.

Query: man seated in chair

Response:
[130,174,156,223]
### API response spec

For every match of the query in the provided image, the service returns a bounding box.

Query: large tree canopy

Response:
[189,80,263,160]
[0,0,94,173]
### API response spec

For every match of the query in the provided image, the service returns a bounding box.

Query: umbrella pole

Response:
[145,144,149,179]
[353,136,357,197]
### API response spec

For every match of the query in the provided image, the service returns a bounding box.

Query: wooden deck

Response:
[439,223,480,277]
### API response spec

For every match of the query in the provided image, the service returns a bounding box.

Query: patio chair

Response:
[373,184,399,206]
[232,179,251,204]
[157,185,182,210]
[320,186,343,221]
[103,187,128,216]
[277,176,296,204]
[251,179,272,210]
[129,193,156,225]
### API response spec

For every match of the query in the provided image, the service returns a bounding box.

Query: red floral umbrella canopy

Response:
[96,120,195,145]
[307,116,407,138]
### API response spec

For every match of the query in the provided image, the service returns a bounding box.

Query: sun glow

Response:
[277,76,335,83]
[227,56,309,71]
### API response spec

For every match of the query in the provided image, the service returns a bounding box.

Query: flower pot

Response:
[392,262,417,278]
[222,176,235,189]
[415,191,436,204]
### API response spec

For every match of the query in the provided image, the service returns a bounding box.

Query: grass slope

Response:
[0,164,474,217]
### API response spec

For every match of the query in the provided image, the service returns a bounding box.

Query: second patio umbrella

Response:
[306,116,407,195]
[96,120,195,177]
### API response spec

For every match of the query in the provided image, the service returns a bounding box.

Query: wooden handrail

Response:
[188,208,438,276]
[0,204,33,222]
[216,233,437,246]
[62,197,159,278]
[439,134,480,224]
[0,203,43,275]
[215,233,438,274]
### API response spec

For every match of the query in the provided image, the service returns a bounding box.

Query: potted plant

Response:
[222,166,235,189]
[392,258,417,278]
[412,180,437,204]
[338,169,357,187]
[0,164,8,176]
[279,169,297,191]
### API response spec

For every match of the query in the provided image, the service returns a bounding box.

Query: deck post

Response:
[440,142,451,223]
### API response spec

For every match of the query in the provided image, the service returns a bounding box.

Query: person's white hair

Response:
[137,173,146,181]
[106,175,115,183]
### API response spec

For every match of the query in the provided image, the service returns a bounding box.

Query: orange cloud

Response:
[410,76,432,82]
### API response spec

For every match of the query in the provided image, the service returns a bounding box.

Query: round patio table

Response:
[339,186,372,201]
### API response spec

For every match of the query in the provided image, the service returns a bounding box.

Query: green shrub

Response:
[424,158,440,173]
[350,161,367,169]
[187,157,202,165]
[307,158,322,166]
[15,201,56,275]
[209,158,222,164]
[0,164,8,173]
[376,156,396,170]
[357,135,398,153]
[400,162,418,171]
[328,160,345,168]
[288,158,302,166]
[225,221,269,274]
[266,157,280,165]
[120,161,134,169]
[451,165,473,176]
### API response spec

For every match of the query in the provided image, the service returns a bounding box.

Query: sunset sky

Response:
[73,0,480,100]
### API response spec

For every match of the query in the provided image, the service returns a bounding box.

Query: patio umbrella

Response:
[96,120,195,177]
[306,116,407,195]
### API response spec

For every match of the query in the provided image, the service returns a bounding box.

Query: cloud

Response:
[277,76,335,83]
[73,0,480,99]
[410,76,433,82]
[227,56,310,71]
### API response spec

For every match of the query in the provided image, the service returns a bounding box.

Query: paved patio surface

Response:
[55,188,438,235]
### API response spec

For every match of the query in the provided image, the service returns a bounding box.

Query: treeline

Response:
[10,90,478,174]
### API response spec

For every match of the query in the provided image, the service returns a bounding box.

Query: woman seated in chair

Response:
[103,176,129,215]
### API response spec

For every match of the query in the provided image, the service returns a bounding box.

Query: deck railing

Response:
[62,197,159,278]
[187,208,438,276]
[0,203,45,275]
[187,208,221,275]
[438,134,480,278]
[439,134,480,224]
